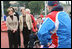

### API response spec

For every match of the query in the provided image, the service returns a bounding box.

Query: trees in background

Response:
[3,1,10,16]
[3,1,44,16]
[28,1,44,15]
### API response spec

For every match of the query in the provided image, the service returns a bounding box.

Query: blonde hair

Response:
[25,8,31,13]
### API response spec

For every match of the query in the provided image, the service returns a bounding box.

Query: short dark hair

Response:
[37,16,42,19]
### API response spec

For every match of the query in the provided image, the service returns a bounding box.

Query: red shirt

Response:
[40,14,44,18]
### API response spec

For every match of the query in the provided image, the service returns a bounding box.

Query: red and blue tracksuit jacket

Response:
[37,11,71,48]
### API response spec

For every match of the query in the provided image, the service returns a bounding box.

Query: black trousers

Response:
[17,26,21,46]
[8,30,18,48]
[22,27,31,48]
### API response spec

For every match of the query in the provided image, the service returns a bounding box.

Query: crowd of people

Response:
[6,1,71,48]
[6,6,42,48]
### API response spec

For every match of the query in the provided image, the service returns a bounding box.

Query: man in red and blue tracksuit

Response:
[37,1,71,48]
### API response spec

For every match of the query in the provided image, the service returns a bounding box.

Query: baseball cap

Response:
[48,1,59,6]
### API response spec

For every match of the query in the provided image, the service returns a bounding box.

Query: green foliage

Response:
[28,1,44,15]
[18,1,31,8]
[3,1,10,16]
[3,1,45,16]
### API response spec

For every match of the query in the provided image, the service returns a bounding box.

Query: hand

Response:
[48,42,51,46]
[13,30,15,33]
[50,31,54,34]
[13,29,17,33]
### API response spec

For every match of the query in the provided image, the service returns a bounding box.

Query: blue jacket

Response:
[37,5,71,48]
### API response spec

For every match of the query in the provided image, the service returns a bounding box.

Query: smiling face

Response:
[7,8,14,16]
[9,11,13,15]
[8,10,14,16]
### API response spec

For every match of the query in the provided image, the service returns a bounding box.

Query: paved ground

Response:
[1,32,24,48]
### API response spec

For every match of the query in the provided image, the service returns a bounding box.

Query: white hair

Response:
[25,8,31,13]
